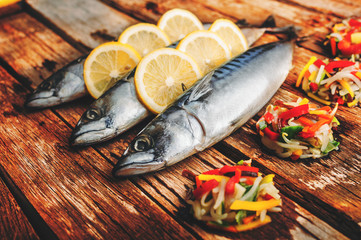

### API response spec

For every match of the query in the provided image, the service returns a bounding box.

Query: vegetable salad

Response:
[256,98,339,160]
[296,56,361,107]
[183,160,282,232]
[325,17,361,57]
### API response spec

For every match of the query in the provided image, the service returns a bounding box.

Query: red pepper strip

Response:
[239,166,259,174]
[225,169,241,195]
[351,71,361,79]
[202,169,221,175]
[299,118,330,139]
[298,117,314,126]
[290,153,301,161]
[337,98,345,105]
[264,112,274,124]
[242,215,256,225]
[325,60,355,73]
[318,114,333,120]
[313,59,326,68]
[193,179,219,199]
[264,127,280,141]
[318,106,331,112]
[349,18,361,27]
[309,118,331,133]
[245,177,255,185]
[338,39,361,56]
[219,165,259,175]
[330,37,337,56]
[279,104,309,124]
[263,194,274,200]
[309,82,318,92]
[298,130,314,139]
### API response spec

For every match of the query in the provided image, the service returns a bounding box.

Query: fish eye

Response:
[85,108,101,120]
[132,135,153,152]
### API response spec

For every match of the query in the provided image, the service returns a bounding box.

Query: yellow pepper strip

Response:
[296,56,317,87]
[351,32,361,44]
[206,215,271,232]
[298,98,309,105]
[198,174,230,182]
[332,117,340,125]
[338,79,355,98]
[260,174,275,185]
[309,110,327,115]
[347,99,358,107]
[308,70,317,82]
[230,199,281,211]
[307,92,331,105]
[332,23,344,33]
[355,72,361,79]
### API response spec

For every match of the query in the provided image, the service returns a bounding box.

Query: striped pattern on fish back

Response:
[211,41,281,81]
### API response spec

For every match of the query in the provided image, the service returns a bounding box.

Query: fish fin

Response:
[188,71,214,102]
[260,15,276,28]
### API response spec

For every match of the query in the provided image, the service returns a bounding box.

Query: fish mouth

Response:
[70,127,115,146]
[112,153,164,178]
[25,92,60,109]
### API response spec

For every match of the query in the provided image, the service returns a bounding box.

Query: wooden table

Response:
[0,0,360,239]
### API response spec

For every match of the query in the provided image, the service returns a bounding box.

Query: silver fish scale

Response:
[177,41,293,149]
[113,40,294,177]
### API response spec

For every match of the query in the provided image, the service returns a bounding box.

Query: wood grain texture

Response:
[0,65,195,239]
[0,0,360,239]
[26,0,138,49]
[285,0,361,18]
[103,0,233,23]
[0,12,81,87]
[0,168,39,240]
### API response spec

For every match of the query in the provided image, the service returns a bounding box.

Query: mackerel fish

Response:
[25,56,87,108]
[24,18,276,109]
[112,40,294,177]
[70,27,271,146]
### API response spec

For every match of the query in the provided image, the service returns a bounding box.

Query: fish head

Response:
[112,108,204,178]
[70,99,116,146]
[25,57,86,109]
[25,71,65,108]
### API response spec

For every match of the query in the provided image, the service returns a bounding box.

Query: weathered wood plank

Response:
[25,0,138,49]
[0,167,39,240]
[1,1,360,239]
[286,0,361,18]
[0,12,82,87]
[103,0,235,23]
[106,0,340,37]
[194,0,340,35]
[0,64,196,239]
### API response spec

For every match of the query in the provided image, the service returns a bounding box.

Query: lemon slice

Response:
[157,8,203,43]
[209,19,248,57]
[118,23,171,57]
[84,42,141,99]
[177,30,231,75]
[135,48,202,113]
